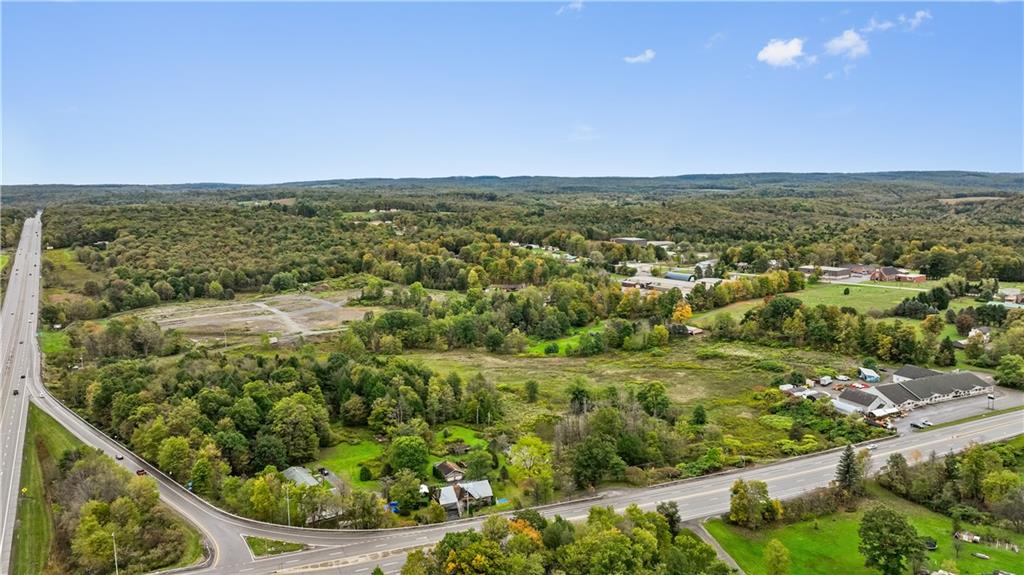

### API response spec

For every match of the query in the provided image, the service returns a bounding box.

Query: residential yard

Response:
[244,536,306,557]
[706,485,1024,575]
[316,429,386,490]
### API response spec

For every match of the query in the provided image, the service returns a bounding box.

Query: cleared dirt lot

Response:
[137,290,375,340]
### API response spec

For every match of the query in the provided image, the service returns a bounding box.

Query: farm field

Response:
[706,485,1024,575]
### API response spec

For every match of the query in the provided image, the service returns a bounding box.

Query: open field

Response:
[37,330,70,355]
[134,290,377,341]
[0,253,9,270]
[42,248,105,297]
[316,430,386,490]
[706,484,1024,575]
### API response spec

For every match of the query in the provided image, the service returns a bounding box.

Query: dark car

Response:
[20,374,26,379]
[12,389,19,396]
[135,469,148,476]
[910,422,925,430]
[115,454,124,461]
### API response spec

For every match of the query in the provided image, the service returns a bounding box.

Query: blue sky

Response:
[2,2,1022,184]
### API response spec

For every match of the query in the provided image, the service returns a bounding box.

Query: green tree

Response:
[982,469,1022,504]
[157,436,193,482]
[269,392,330,463]
[728,479,782,530]
[524,380,539,403]
[389,435,429,474]
[571,435,625,488]
[858,505,924,575]
[995,354,1024,389]
[690,404,708,426]
[764,539,790,575]
[835,443,861,496]
[390,469,424,514]
[463,450,493,480]
[934,336,957,367]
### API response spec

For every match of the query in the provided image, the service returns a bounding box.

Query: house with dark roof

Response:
[433,461,464,483]
[892,364,942,385]
[870,266,902,282]
[875,372,991,410]
[833,387,891,414]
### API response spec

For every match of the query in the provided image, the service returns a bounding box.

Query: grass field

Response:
[524,322,606,356]
[0,253,9,271]
[706,485,1024,575]
[37,330,71,355]
[244,536,306,557]
[12,405,85,575]
[42,248,105,298]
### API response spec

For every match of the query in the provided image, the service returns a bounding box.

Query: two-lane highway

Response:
[1,215,1022,575]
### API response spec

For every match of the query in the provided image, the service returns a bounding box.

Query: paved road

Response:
[2,216,1022,575]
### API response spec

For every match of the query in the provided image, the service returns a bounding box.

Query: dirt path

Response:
[253,301,308,334]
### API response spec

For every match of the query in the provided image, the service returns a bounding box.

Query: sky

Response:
[2,1,1022,184]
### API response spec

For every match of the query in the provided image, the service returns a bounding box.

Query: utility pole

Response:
[111,532,120,575]
[285,485,291,527]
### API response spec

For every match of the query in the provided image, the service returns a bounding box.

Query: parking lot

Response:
[893,384,1024,434]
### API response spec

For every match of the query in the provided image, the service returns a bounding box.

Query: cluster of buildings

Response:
[795,264,926,283]
[830,365,992,418]
[431,459,495,517]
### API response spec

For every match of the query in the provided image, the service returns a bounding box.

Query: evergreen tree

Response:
[835,443,860,495]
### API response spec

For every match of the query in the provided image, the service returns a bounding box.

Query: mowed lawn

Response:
[706,486,1024,575]
[13,405,85,575]
[316,431,386,490]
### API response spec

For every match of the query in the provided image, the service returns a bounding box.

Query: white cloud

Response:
[556,0,583,16]
[824,71,835,80]
[568,124,598,142]
[704,32,725,50]
[861,17,894,33]
[756,38,805,67]
[899,10,932,30]
[623,48,656,64]
[825,29,869,59]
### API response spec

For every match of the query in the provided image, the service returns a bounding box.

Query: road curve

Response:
[2,215,1022,575]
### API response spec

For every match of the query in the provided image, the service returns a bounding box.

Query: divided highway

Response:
[1,215,1022,575]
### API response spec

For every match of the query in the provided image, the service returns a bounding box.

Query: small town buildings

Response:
[437,480,494,516]
[875,371,992,410]
[433,461,465,483]
[833,387,890,414]
[694,259,718,276]
[647,240,675,249]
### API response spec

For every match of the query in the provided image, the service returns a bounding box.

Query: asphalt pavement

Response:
[1,215,1022,575]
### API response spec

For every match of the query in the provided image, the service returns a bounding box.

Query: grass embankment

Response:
[706,485,1024,575]
[13,405,203,575]
[12,405,86,575]
[244,536,307,557]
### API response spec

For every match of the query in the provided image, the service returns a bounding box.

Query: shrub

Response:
[754,359,787,372]
[359,466,372,481]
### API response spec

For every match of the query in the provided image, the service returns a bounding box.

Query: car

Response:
[20,374,26,379]
[866,443,879,451]
[115,454,125,461]
[19,341,23,345]
[135,469,148,476]
[921,419,934,427]
[12,389,19,396]
[910,422,925,429]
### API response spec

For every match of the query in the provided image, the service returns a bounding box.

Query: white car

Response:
[866,444,879,451]
[921,419,934,427]
[836,375,851,382]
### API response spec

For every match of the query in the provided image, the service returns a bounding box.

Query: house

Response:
[611,237,648,246]
[833,387,892,414]
[955,326,992,349]
[664,271,696,282]
[892,364,942,385]
[282,466,321,488]
[437,480,494,516]
[434,461,465,483]
[895,273,927,283]
[694,259,718,276]
[875,372,992,410]
[858,367,881,383]
[870,266,902,282]
[848,264,878,276]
